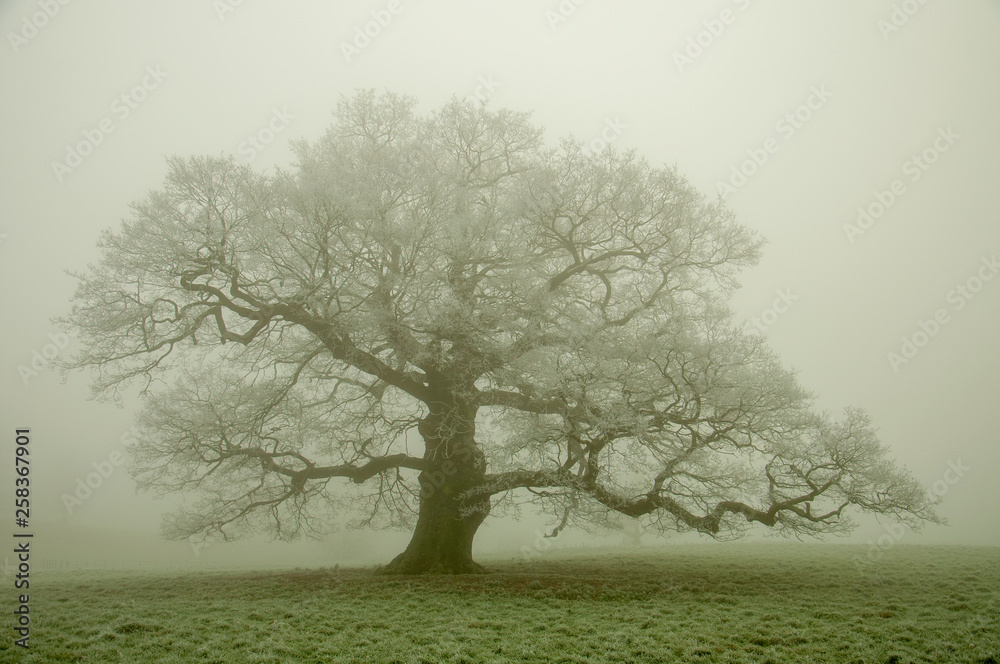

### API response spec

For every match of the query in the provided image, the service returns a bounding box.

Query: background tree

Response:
[61,91,940,574]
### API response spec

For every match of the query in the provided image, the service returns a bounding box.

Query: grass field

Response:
[4,544,998,663]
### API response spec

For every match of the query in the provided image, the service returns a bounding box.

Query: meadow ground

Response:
[3,544,997,663]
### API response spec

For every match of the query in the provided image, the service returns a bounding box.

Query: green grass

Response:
[4,544,998,663]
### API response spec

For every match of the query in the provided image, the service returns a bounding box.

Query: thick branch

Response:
[473,468,848,535]
[227,448,430,484]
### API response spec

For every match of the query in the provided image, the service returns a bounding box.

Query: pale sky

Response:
[1,0,998,566]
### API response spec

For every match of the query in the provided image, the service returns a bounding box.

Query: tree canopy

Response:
[61,90,940,573]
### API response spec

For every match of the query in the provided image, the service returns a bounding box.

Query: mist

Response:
[1,0,998,577]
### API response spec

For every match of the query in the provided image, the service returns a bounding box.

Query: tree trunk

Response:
[379,475,490,574]
[378,399,491,575]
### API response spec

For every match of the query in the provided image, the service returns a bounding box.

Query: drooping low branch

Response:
[471,467,851,536]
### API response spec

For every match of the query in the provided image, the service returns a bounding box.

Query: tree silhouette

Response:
[61,91,940,573]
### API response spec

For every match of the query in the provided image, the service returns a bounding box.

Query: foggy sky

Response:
[1,0,998,567]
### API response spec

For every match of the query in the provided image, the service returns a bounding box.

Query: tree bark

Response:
[379,475,490,574]
[378,399,491,575]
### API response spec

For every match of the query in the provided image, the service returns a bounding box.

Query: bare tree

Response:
[60,91,940,574]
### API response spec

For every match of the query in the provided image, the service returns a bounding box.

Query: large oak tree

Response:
[61,91,939,573]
